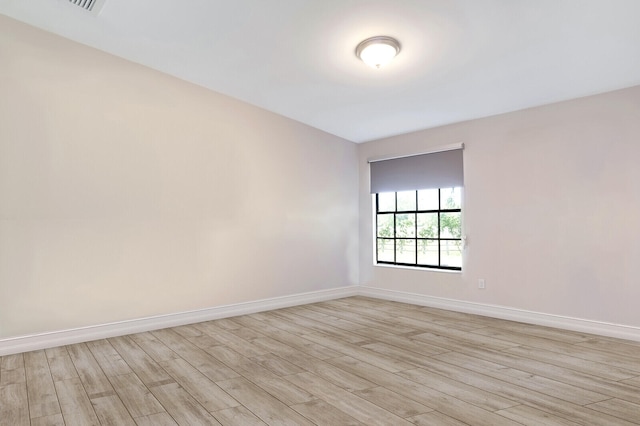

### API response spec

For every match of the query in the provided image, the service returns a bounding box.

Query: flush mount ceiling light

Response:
[355,36,401,69]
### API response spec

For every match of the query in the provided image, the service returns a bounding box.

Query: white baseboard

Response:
[0,286,358,356]
[359,286,640,342]
[3,284,639,356]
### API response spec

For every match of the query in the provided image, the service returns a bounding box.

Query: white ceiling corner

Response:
[1,0,639,142]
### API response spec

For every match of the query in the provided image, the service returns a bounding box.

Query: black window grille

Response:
[376,188,462,270]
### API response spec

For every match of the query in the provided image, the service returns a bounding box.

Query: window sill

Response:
[374,263,462,274]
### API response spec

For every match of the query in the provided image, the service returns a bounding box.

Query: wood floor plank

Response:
[171,324,208,338]
[217,377,315,426]
[431,350,610,406]
[484,320,593,344]
[91,394,137,426]
[210,317,244,331]
[586,398,640,424]
[396,367,518,412]
[250,336,304,357]
[307,313,373,333]
[67,343,115,398]
[255,328,343,360]
[285,371,414,426]
[407,322,520,351]
[45,347,78,382]
[108,336,175,387]
[290,399,366,426]
[504,344,639,381]
[170,325,224,350]
[361,341,445,366]
[133,412,179,426]
[1,353,24,370]
[269,310,371,344]
[576,338,640,360]
[495,404,587,426]
[231,313,285,334]
[151,329,239,382]
[30,413,65,425]
[250,333,378,392]
[622,376,640,387]
[194,322,269,358]
[0,367,25,387]
[212,406,267,426]
[55,377,100,426]
[108,373,166,418]
[0,353,26,386]
[326,356,524,426]
[406,410,471,426]
[431,351,639,426]
[233,313,345,360]
[228,326,268,342]
[149,382,221,426]
[353,327,449,355]
[319,299,405,321]
[391,353,555,408]
[24,350,62,419]
[398,301,497,325]
[330,297,493,332]
[0,383,30,426]
[129,332,181,363]
[471,325,588,348]
[303,303,418,335]
[248,353,305,377]
[86,339,133,377]
[276,349,377,392]
[465,344,640,405]
[159,357,239,412]
[353,385,434,418]
[301,331,415,372]
[517,338,640,375]
[283,305,333,323]
[205,345,315,405]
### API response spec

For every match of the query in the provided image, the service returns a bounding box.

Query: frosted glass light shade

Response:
[356,36,401,69]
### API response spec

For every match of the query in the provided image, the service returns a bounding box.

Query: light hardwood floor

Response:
[1,296,639,425]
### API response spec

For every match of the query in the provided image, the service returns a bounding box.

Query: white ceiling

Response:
[2,0,640,143]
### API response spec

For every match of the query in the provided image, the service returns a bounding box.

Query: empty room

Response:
[1,1,639,425]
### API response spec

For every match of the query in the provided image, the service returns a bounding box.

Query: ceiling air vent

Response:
[68,0,105,14]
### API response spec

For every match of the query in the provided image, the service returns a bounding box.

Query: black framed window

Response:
[376,187,462,270]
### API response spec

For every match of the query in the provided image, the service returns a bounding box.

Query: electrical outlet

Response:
[478,279,486,289]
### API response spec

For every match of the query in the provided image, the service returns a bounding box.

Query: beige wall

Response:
[0,16,358,338]
[358,85,640,327]
[3,13,639,341]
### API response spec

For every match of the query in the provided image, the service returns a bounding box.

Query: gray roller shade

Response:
[370,148,463,193]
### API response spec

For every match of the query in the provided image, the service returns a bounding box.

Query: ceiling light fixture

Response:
[355,36,401,69]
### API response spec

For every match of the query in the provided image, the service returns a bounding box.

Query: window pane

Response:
[441,240,462,268]
[417,213,438,238]
[375,187,462,271]
[395,239,416,264]
[441,187,462,209]
[440,212,461,238]
[418,189,438,210]
[378,192,395,212]
[417,240,439,265]
[396,191,416,211]
[377,214,394,237]
[377,239,394,262]
[396,214,415,238]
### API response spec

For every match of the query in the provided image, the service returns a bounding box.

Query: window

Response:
[376,187,462,270]
[369,144,464,270]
